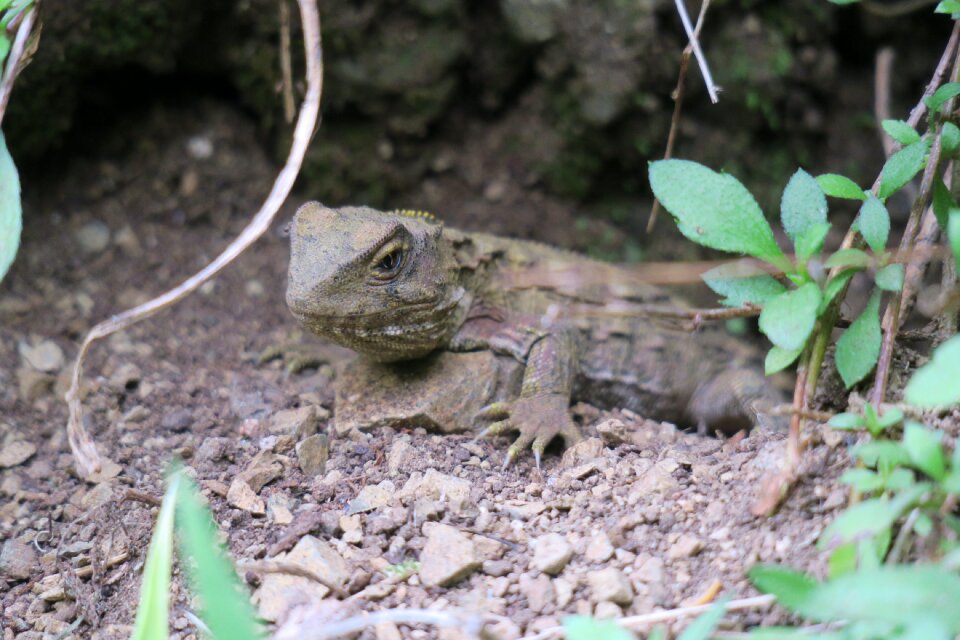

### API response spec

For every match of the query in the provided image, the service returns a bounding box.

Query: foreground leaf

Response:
[0,132,21,282]
[701,261,786,307]
[818,483,929,549]
[905,335,960,407]
[765,345,803,375]
[758,283,821,352]
[780,169,827,244]
[816,173,866,200]
[933,177,955,228]
[130,473,180,640]
[874,263,903,292]
[879,138,929,200]
[903,421,945,480]
[175,473,262,640]
[881,119,920,145]
[563,616,632,640]
[748,566,818,611]
[835,291,882,388]
[649,160,788,269]
[677,598,728,640]
[950,207,960,270]
[824,248,871,270]
[926,82,960,113]
[856,195,890,254]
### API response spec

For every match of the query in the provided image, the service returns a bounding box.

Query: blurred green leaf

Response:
[933,177,955,228]
[874,263,903,292]
[818,484,929,550]
[942,122,960,156]
[563,616,632,640]
[926,82,960,113]
[856,195,890,254]
[678,598,728,640]
[758,283,821,352]
[816,173,866,200]
[827,542,857,579]
[649,160,789,270]
[0,132,22,283]
[701,261,786,308]
[828,412,863,429]
[175,473,262,640]
[821,270,854,312]
[130,473,180,640]
[780,169,827,244]
[0,34,10,64]
[877,407,904,429]
[905,335,960,407]
[853,440,911,469]
[794,222,831,264]
[879,138,929,200]
[749,566,818,610]
[881,119,921,145]
[840,468,884,492]
[936,0,960,12]
[824,248,871,270]
[904,421,946,480]
[835,291,881,388]
[949,207,960,270]
[765,345,803,375]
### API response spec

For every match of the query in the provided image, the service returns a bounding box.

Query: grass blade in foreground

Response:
[175,471,263,640]
[130,473,180,640]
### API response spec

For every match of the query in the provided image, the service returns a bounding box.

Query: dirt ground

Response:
[0,99,858,639]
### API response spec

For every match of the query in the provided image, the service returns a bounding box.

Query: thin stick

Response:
[673,0,718,104]
[0,4,37,127]
[238,560,348,598]
[648,0,711,232]
[279,0,296,124]
[63,0,325,477]
[875,48,896,158]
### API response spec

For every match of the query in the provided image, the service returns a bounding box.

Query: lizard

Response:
[284,202,787,467]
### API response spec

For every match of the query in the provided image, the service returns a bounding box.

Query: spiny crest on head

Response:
[391,209,439,223]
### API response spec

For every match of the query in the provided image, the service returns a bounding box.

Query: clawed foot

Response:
[474,393,582,470]
[258,336,330,374]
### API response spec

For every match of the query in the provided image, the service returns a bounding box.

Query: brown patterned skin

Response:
[286,203,785,465]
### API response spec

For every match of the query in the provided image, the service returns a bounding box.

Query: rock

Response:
[519,573,555,614]
[267,495,294,525]
[160,408,193,432]
[398,469,471,509]
[484,618,522,640]
[186,135,214,159]
[80,482,114,510]
[483,559,511,577]
[339,514,363,544]
[630,459,680,497]
[239,451,284,492]
[418,523,481,587]
[75,220,111,254]
[296,434,329,476]
[531,533,573,575]
[17,367,54,401]
[501,500,547,520]
[18,340,64,373]
[554,577,574,608]
[595,418,630,445]
[560,437,604,467]
[387,438,414,476]
[254,535,350,622]
[0,439,36,468]
[270,406,322,438]
[1,538,37,580]
[245,280,265,297]
[668,534,704,559]
[587,568,633,605]
[375,622,403,640]
[585,532,615,563]
[594,601,623,619]
[634,556,664,584]
[227,478,265,515]
[347,480,396,514]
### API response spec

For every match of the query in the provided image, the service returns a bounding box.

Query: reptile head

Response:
[286,202,469,362]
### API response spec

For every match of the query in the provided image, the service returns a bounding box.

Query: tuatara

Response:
[285,203,786,466]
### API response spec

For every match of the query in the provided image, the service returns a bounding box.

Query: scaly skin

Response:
[286,203,786,465]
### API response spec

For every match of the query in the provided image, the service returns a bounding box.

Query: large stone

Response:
[531,533,573,575]
[419,523,481,587]
[1,538,37,580]
[587,568,633,605]
[254,535,351,622]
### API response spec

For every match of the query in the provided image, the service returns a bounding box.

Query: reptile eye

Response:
[374,248,404,274]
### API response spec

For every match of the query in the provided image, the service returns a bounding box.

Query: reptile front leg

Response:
[474,327,583,468]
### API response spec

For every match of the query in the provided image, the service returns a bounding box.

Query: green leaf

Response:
[942,122,960,156]
[950,207,960,270]
[824,247,871,270]
[130,473,180,640]
[914,512,934,537]
[794,222,831,263]
[885,467,916,490]
[780,169,828,244]
[748,565,818,611]
[765,345,803,375]
[875,263,903,292]
[0,0,16,11]
[881,119,921,145]
[835,291,882,388]
[936,0,960,12]
[821,270,854,312]
[818,484,929,550]
[816,173,866,200]
[648,160,788,269]
[175,473,263,640]
[0,34,10,65]
[904,421,946,480]
[852,440,911,469]
[0,132,21,283]
[879,138,929,200]
[933,177,955,228]
[562,616,632,640]
[905,335,960,407]
[701,261,786,307]
[926,82,960,113]
[877,407,904,429]
[840,468,884,492]
[856,195,890,254]
[677,598,728,640]
[828,543,857,579]
[758,283,821,352]
[828,412,863,429]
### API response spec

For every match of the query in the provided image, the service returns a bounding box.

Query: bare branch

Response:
[673,0,719,104]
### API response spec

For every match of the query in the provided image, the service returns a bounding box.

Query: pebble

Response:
[75,221,111,254]
[0,538,37,580]
[160,408,193,432]
[594,601,623,619]
[399,469,471,510]
[80,482,114,510]
[245,280,265,297]
[270,406,322,438]
[587,568,633,605]
[227,478,265,515]
[18,340,64,373]
[17,367,53,401]
[254,535,350,621]
[585,532,615,563]
[387,438,414,476]
[418,523,481,587]
[296,434,329,476]
[238,451,284,492]
[347,480,396,514]
[186,135,214,159]
[668,534,704,559]
[339,514,363,544]
[519,573,555,614]
[531,533,573,575]
[0,439,36,468]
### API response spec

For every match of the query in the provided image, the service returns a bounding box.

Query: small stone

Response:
[161,408,193,432]
[585,532,615,563]
[398,469,471,511]
[483,179,507,202]
[347,480,396,514]
[482,559,511,577]
[484,618,522,640]
[501,500,547,520]
[587,568,633,605]
[267,497,294,526]
[80,482,114,510]
[418,523,481,587]
[594,601,623,619]
[554,577,574,608]
[0,439,36,468]
[560,437,604,467]
[668,534,704,560]
[296,434,329,476]
[227,478,265,515]
[634,556,664,584]
[186,135,214,159]
[375,622,403,640]
[17,367,53,401]
[270,406,322,438]
[18,340,64,373]
[254,535,350,622]
[1,538,37,580]
[75,221,111,254]
[339,514,363,544]
[245,280,265,297]
[387,438,414,476]
[531,533,573,575]
[519,573,555,614]
[238,451,284,492]
[595,418,630,445]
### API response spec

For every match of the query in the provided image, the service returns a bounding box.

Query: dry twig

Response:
[673,0,718,104]
[0,3,38,126]
[64,0,324,477]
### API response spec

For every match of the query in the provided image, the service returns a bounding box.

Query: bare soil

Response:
[1,100,859,639]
